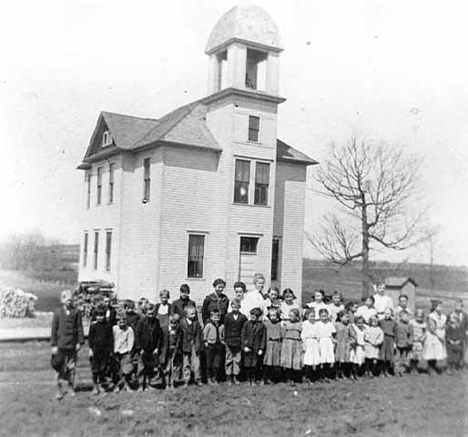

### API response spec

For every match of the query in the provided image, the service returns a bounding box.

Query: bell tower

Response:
[205,5,284,99]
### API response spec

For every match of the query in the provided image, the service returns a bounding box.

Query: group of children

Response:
[50,277,468,399]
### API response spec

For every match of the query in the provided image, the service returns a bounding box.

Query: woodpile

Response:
[0,284,38,318]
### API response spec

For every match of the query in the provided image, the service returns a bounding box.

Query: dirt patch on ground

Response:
[0,342,467,437]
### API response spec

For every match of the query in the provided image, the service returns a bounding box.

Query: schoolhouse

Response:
[77,5,318,303]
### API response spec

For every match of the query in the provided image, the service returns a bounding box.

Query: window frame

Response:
[240,236,259,254]
[93,231,99,270]
[143,157,151,202]
[234,159,250,204]
[248,115,260,142]
[96,167,102,205]
[102,130,112,147]
[271,238,280,281]
[254,162,270,206]
[83,232,88,268]
[86,173,92,209]
[105,230,112,272]
[108,162,115,203]
[187,234,205,279]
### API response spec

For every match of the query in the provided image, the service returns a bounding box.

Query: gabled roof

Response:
[385,277,418,288]
[276,139,318,166]
[80,99,317,168]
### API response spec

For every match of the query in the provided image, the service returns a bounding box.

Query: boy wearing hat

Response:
[88,304,114,394]
[51,289,84,399]
[224,298,247,385]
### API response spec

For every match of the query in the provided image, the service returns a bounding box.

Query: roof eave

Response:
[205,37,284,55]
[202,87,286,105]
[277,157,319,166]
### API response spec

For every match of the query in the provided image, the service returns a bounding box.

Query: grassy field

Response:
[0,341,467,437]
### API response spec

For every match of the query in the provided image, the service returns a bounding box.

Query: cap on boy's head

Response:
[180,284,190,294]
[124,299,135,309]
[60,289,72,302]
[250,307,263,318]
[231,298,242,308]
[160,289,170,298]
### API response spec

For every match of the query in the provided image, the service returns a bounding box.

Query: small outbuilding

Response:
[385,277,418,313]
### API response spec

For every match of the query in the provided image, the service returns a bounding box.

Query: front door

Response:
[238,237,259,283]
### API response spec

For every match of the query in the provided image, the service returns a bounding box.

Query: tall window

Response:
[86,173,91,208]
[255,162,270,205]
[83,232,88,268]
[93,231,99,270]
[143,158,151,201]
[96,167,102,205]
[105,231,112,272]
[234,159,250,204]
[187,234,205,278]
[271,238,280,281]
[248,115,260,142]
[102,130,112,147]
[109,163,115,203]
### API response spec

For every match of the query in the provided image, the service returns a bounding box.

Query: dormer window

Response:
[102,130,112,147]
[246,49,267,91]
[248,115,260,142]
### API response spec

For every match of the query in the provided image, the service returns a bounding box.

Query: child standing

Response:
[364,316,384,377]
[423,317,446,375]
[345,300,359,324]
[306,290,328,320]
[264,287,281,313]
[279,289,302,321]
[334,310,355,378]
[408,309,426,372]
[446,312,464,372]
[135,304,162,391]
[350,316,367,378]
[155,289,172,328]
[159,314,182,389]
[301,308,320,383]
[51,290,85,399]
[281,308,303,384]
[172,284,197,320]
[241,307,267,386]
[379,308,397,376]
[224,298,247,385]
[427,299,447,368]
[327,291,345,323]
[395,294,413,322]
[394,310,413,376]
[228,282,247,315]
[178,305,203,387]
[112,314,135,392]
[203,309,225,385]
[356,296,377,325]
[263,306,282,383]
[88,304,113,395]
[316,308,336,380]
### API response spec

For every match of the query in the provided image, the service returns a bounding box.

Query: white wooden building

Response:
[77,5,318,303]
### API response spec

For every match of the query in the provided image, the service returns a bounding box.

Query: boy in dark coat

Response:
[203,309,225,385]
[172,284,198,320]
[88,304,113,395]
[178,305,203,387]
[135,303,162,390]
[51,290,84,400]
[241,307,267,386]
[224,298,247,385]
[159,314,182,389]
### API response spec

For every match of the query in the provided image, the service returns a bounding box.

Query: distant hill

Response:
[302,258,467,302]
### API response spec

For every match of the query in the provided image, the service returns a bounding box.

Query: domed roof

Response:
[205,5,283,54]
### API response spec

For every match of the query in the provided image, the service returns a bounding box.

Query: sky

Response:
[0,0,467,266]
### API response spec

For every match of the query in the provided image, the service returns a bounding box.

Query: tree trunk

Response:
[361,199,371,300]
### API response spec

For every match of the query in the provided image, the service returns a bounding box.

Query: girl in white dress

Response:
[350,316,367,378]
[301,308,320,383]
[364,316,384,377]
[316,308,336,380]
[423,316,446,375]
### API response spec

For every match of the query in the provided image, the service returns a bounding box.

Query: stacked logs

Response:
[0,285,38,318]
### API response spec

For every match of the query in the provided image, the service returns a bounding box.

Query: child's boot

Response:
[227,375,233,386]
[56,379,64,400]
[92,383,100,396]
[233,375,240,385]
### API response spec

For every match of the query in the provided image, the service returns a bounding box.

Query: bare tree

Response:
[423,225,440,291]
[308,139,425,298]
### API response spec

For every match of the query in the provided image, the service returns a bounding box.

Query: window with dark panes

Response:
[143,158,151,201]
[187,235,205,278]
[94,231,99,270]
[109,163,114,203]
[234,159,250,204]
[97,167,102,205]
[240,237,258,253]
[83,232,88,268]
[271,238,280,280]
[105,231,112,272]
[248,115,260,142]
[255,162,270,205]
